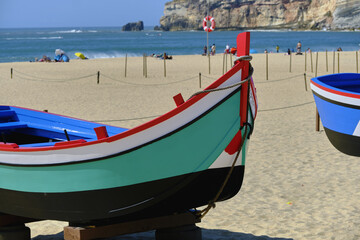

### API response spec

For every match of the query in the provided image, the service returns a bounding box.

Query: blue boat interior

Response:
[316,73,360,93]
[0,106,128,148]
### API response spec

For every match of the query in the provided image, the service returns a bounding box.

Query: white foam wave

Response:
[6,36,63,40]
[73,52,141,59]
[55,29,83,34]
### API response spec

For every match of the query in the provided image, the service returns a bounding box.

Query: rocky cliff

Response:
[159,0,360,31]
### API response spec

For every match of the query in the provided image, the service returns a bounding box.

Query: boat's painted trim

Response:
[0,63,243,154]
[0,81,243,166]
[310,81,360,108]
[0,91,248,193]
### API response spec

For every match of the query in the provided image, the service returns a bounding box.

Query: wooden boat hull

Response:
[0,32,257,222]
[310,73,360,156]
[0,166,244,223]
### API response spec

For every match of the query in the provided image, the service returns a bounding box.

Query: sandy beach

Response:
[0,50,359,240]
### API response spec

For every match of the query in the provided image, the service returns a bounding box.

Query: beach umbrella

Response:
[75,52,86,60]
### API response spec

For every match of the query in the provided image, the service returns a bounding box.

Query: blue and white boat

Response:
[310,73,360,156]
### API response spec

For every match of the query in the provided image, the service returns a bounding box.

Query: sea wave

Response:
[71,51,141,59]
[53,29,98,34]
[54,29,83,34]
[5,36,63,40]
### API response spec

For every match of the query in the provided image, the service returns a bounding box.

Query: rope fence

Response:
[89,100,316,123]
[101,73,198,86]
[10,68,199,86]
[12,69,97,82]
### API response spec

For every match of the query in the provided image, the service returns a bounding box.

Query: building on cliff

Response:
[159,0,360,31]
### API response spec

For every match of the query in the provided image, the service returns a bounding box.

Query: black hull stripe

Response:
[312,90,360,110]
[324,127,360,157]
[0,166,245,223]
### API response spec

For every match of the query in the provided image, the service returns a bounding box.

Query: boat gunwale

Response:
[0,87,243,167]
[310,73,360,99]
[0,62,245,153]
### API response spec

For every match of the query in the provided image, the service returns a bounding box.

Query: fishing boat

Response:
[0,32,257,224]
[310,73,360,156]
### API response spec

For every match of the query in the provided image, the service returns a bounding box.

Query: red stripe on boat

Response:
[311,80,360,99]
[225,130,242,155]
[0,143,19,149]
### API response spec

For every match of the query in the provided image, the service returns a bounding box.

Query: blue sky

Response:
[0,0,169,28]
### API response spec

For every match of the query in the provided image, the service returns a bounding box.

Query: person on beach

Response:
[287,48,291,55]
[211,44,216,55]
[39,55,51,62]
[337,47,343,51]
[225,44,230,54]
[203,45,207,56]
[276,45,279,53]
[296,41,302,53]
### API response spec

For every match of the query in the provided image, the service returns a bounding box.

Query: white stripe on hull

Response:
[310,83,360,107]
[0,69,243,165]
[209,140,249,169]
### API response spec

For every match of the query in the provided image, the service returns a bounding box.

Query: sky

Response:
[0,0,170,28]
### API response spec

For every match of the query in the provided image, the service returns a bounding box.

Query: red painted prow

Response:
[237,32,250,127]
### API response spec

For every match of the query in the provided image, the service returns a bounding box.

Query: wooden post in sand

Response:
[164,53,167,77]
[325,50,328,72]
[222,53,225,75]
[356,51,358,73]
[315,52,318,77]
[208,53,211,74]
[143,54,145,77]
[304,51,307,72]
[304,73,307,91]
[310,51,313,73]
[266,52,269,80]
[10,68,13,79]
[289,52,292,73]
[125,54,127,78]
[316,108,320,132]
[97,71,100,84]
[143,54,147,78]
[225,53,228,72]
[199,73,202,88]
[333,51,335,74]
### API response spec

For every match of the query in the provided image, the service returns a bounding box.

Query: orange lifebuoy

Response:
[203,16,215,32]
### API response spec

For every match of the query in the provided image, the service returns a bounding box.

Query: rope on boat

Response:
[197,125,250,219]
[188,62,253,100]
[195,55,253,220]
[12,69,98,82]
[101,73,198,86]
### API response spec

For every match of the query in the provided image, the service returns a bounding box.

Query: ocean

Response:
[0,27,359,63]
